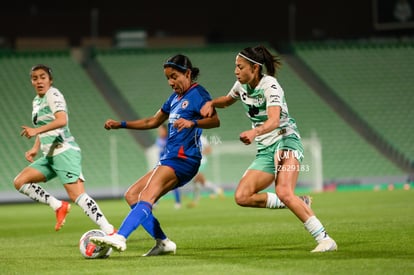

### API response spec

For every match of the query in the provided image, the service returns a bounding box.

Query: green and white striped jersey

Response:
[228,75,300,149]
[32,87,80,156]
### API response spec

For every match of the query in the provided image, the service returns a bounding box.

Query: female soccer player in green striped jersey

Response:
[201,45,337,253]
[14,64,115,235]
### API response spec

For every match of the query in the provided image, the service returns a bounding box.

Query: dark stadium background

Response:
[1,0,413,49]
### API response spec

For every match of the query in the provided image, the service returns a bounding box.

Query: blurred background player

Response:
[187,135,223,207]
[155,124,182,209]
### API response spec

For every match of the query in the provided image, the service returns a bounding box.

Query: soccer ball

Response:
[79,229,112,259]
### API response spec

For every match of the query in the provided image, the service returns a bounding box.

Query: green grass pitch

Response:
[0,189,413,274]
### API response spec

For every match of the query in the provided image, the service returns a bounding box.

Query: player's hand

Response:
[173,118,194,132]
[20,126,38,139]
[25,148,38,163]
[104,119,120,130]
[239,129,256,145]
[200,101,214,117]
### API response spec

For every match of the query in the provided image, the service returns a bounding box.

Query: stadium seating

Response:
[292,40,413,178]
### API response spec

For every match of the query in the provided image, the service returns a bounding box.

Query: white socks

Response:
[304,215,328,242]
[192,182,201,201]
[204,181,220,194]
[266,192,286,209]
[19,184,114,234]
[75,193,114,234]
[19,183,62,210]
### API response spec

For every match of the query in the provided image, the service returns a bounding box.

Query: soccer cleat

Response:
[210,188,225,199]
[299,195,312,208]
[104,226,117,236]
[217,187,225,198]
[142,238,177,256]
[55,201,71,231]
[311,237,337,253]
[276,195,312,209]
[187,201,198,208]
[109,228,118,235]
[90,233,127,252]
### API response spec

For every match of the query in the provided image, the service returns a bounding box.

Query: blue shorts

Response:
[159,157,200,188]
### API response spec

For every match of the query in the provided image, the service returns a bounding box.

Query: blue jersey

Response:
[160,83,212,164]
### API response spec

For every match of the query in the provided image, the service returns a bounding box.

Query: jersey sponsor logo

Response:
[241,92,265,106]
[247,104,259,117]
[54,100,65,110]
[269,94,280,104]
[66,172,74,179]
[169,113,180,124]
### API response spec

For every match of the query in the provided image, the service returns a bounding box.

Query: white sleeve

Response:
[227,81,241,99]
[47,88,67,114]
[264,79,284,108]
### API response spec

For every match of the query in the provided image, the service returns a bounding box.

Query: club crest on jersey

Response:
[181,100,189,109]
[255,94,265,105]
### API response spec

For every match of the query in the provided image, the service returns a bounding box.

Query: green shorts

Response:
[247,134,304,174]
[29,149,83,184]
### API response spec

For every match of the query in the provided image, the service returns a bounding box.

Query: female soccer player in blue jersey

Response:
[14,64,115,235]
[201,45,337,253]
[90,54,220,255]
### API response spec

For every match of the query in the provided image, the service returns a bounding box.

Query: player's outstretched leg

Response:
[90,233,127,252]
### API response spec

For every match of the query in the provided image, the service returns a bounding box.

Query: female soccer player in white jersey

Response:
[90,54,220,255]
[14,64,115,235]
[201,45,337,253]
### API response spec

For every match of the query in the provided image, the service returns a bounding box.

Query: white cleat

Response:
[142,238,177,256]
[311,237,337,253]
[90,233,127,252]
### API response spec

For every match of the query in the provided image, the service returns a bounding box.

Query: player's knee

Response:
[234,189,250,206]
[124,190,136,205]
[124,190,131,201]
[13,176,25,190]
[276,189,294,206]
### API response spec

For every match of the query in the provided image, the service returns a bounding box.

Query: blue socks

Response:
[118,201,153,239]
[128,202,167,240]
[174,189,181,204]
